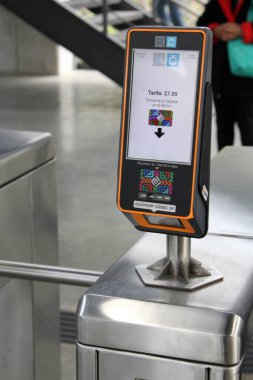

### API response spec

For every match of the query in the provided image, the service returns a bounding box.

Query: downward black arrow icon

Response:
[155,127,165,138]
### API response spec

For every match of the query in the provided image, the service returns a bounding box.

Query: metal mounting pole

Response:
[136,235,223,291]
[146,235,194,283]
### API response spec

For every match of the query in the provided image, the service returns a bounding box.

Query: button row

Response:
[138,193,171,202]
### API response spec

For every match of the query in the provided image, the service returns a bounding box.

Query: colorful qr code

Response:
[139,169,174,195]
[148,109,173,127]
[153,53,166,67]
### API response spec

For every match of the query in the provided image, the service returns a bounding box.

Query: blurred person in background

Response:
[197,0,253,150]
[153,0,183,26]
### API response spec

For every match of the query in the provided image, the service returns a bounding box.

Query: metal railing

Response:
[0,260,103,286]
[102,0,108,35]
[66,0,208,40]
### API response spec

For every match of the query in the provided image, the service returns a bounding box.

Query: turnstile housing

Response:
[77,233,253,380]
[0,130,60,380]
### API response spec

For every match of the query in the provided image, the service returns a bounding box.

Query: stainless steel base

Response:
[77,233,253,367]
[135,235,223,290]
[77,344,242,380]
[136,261,223,290]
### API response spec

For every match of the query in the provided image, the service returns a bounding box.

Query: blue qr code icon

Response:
[166,36,177,48]
[166,53,179,67]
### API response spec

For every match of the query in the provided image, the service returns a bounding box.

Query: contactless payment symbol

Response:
[167,53,179,67]
[166,36,177,48]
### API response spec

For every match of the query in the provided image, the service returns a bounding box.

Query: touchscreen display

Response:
[127,48,199,165]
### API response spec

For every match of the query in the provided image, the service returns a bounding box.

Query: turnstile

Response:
[77,233,253,380]
[0,130,60,380]
[209,146,253,238]
[77,147,253,380]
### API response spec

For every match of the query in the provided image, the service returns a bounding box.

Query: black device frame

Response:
[117,27,213,238]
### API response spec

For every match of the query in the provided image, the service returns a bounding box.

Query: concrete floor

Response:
[0,70,241,380]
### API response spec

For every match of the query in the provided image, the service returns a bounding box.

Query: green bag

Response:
[227,1,253,78]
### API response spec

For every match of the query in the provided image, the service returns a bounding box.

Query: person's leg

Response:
[153,0,159,17]
[168,1,183,26]
[156,0,170,25]
[214,95,236,150]
[235,97,253,146]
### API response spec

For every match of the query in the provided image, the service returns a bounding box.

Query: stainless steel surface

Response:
[0,260,102,285]
[0,129,53,187]
[77,233,253,366]
[178,236,190,279]
[136,261,223,290]
[99,349,206,380]
[0,175,34,380]
[209,147,253,238]
[167,234,178,274]
[77,343,241,380]
[0,280,34,380]
[0,132,60,380]
[77,344,97,380]
[136,235,222,290]
[0,176,31,288]
[31,162,60,380]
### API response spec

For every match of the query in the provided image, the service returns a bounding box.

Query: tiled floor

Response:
[0,70,242,380]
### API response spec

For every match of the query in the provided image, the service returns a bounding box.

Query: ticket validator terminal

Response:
[117,27,223,289]
[77,28,253,380]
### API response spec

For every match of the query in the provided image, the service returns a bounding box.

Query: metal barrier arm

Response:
[0,260,103,286]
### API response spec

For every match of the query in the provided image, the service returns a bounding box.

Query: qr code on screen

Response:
[153,53,166,67]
